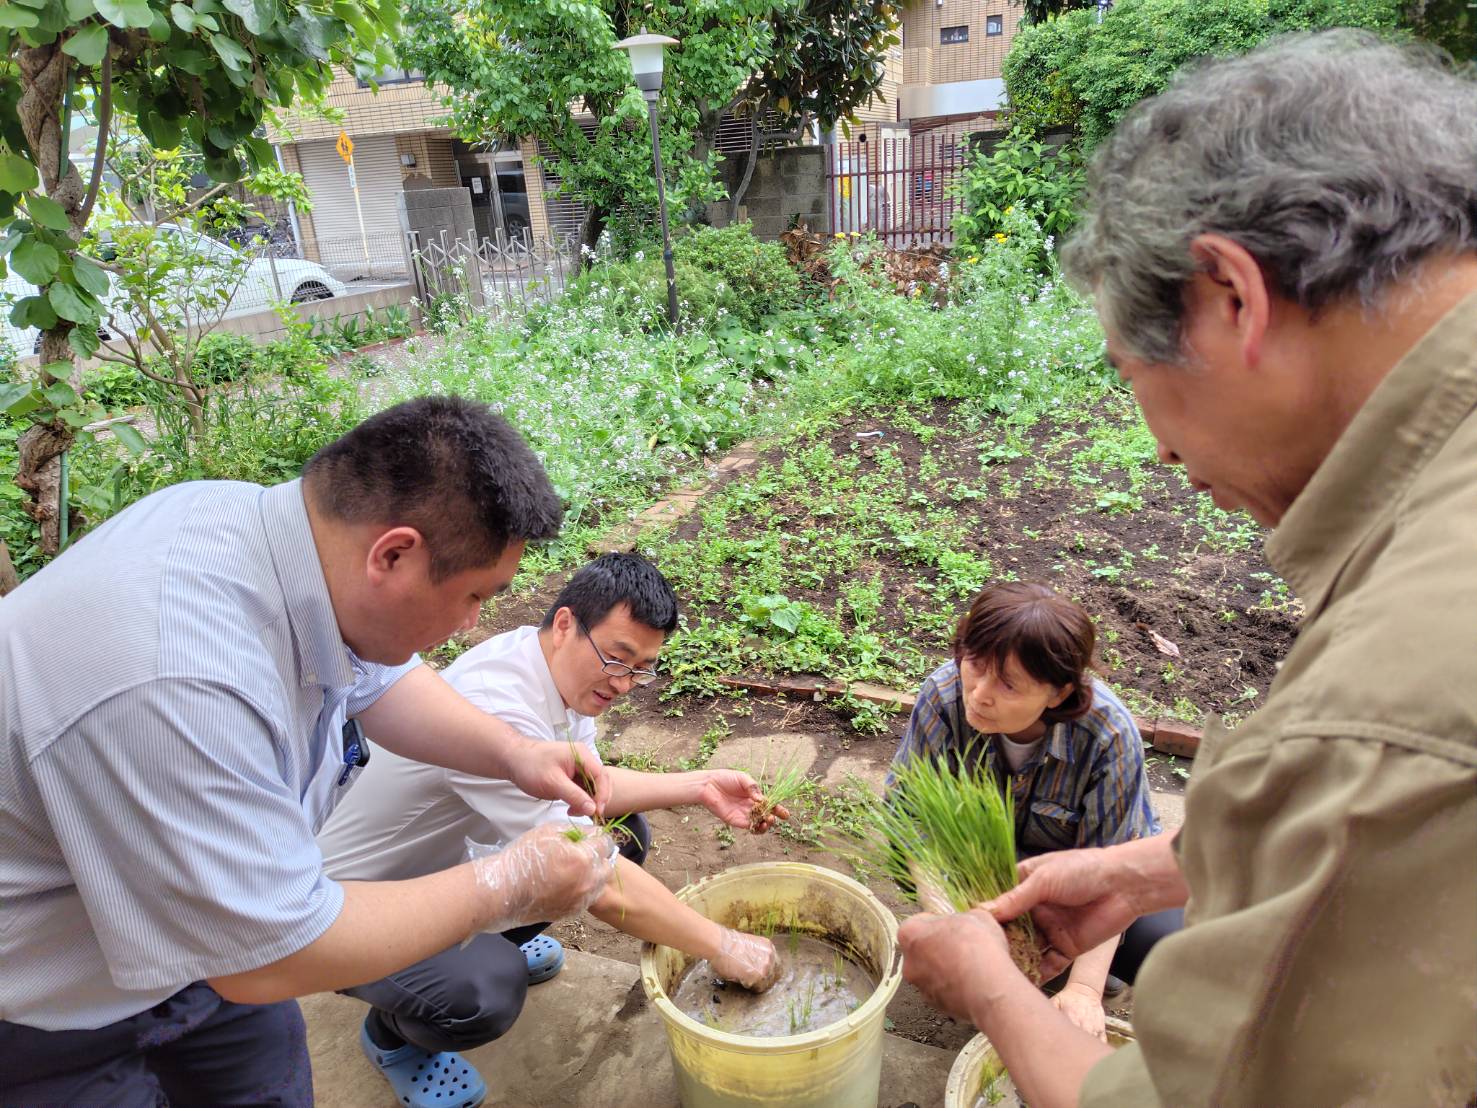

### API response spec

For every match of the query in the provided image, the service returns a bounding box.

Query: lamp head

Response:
[614,31,679,96]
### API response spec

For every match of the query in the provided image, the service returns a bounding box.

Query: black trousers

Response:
[341,813,651,1054]
[0,982,312,1108]
[1042,906,1185,993]
[1110,907,1184,984]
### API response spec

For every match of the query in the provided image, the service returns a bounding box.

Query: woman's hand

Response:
[1051,982,1107,1042]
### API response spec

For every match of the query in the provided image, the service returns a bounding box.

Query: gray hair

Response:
[1061,30,1477,366]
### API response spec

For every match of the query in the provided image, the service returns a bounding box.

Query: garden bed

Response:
[463,392,1296,1051]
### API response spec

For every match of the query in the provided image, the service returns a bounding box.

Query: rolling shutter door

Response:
[296,135,408,279]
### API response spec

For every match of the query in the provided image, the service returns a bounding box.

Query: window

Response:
[940,25,969,45]
[986,14,1004,36]
[356,67,422,88]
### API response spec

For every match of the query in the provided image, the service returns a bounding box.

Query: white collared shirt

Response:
[317,625,600,882]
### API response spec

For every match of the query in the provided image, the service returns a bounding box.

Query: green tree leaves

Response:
[1004,0,1403,148]
[10,238,61,284]
[95,0,153,29]
[0,153,40,193]
[61,23,110,63]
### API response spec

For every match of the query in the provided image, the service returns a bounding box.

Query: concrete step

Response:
[303,947,956,1108]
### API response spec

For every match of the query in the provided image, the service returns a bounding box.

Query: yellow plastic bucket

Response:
[943,1017,1136,1106]
[640,862,903,1108]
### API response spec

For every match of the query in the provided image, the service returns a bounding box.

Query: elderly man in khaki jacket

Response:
[898,30,1477,1107]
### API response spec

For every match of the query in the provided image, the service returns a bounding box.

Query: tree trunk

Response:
[0,539,20,596]
[729,109,763,224]
[16,41,91,556]
[14,421,73,556]
[575,204,608,274]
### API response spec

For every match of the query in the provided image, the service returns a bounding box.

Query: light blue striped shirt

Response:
[0,479,416,1030]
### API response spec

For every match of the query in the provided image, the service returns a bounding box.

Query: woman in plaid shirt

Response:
[889,581,1181,1040]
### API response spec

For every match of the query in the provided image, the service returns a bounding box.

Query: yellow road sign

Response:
[336,131,354,162]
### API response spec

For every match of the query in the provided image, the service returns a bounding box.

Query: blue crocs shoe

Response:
[359,1018,486,1108]
[520,933,565,985]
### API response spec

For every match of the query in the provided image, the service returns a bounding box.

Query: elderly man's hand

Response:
[898,908,1019,1024]
[697,769,789,832]
[986,844,1168,981]
[507,737,612,819]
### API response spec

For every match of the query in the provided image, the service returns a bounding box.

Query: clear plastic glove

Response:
[467,824,616,933]
[712,927,781,992]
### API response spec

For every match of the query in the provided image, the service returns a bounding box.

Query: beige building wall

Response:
[520,137,553,243]
[267,69,443,144]
[853,46,904,125]
[395,134,460,189]
[901,1,1025,84]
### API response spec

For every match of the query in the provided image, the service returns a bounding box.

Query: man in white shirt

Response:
[319,553,782,1108]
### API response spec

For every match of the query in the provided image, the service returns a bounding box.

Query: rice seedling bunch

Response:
[849,748,1041,982]
[750,757,809,830]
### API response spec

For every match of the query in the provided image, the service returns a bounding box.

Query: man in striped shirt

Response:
[0,396,614,1106]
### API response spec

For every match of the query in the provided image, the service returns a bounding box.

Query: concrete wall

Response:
[12,283,420,373]
[399,187,482,305]
[213,282,419,343]
[714,146,830,239]
[399,186,477,250]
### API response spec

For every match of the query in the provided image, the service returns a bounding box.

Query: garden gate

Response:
[826,133,972,247]
[406,230,577,321]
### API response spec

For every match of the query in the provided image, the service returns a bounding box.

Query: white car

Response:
[1,223,348,359]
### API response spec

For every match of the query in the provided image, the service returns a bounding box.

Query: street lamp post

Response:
[614,31,680,330]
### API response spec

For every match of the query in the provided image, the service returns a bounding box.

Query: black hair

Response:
[541,553,679,636]
[302,395,564,581]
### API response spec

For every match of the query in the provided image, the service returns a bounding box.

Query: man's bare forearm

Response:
[356,665,523,778]
[1116,831,1189,915]
[208,866,488,1004]
[603,767,710,818]
[587,856,724,956]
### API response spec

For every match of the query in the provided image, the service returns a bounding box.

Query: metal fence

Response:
[407,231,577,320]
[827,133,974,247]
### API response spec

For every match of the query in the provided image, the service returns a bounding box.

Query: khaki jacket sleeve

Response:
[1081,732,1477,1107]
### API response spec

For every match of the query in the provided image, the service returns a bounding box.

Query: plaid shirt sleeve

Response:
[887,664,962,787]
[1074,682,1161,848]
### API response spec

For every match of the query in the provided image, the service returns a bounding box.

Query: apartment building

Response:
[267,3,1025,272]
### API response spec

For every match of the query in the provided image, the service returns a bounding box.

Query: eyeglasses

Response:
[577,619,660,686]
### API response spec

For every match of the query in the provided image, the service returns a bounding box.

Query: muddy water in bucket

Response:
[641,862,903,1108]
[672,932,877,1037]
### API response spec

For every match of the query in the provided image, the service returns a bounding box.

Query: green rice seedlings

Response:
[750,756,809,831]
[829,949,846,990]
[978,1056,1008,1106]
[755,903,783,939]
[787,980,818,1034]
[562,740,632,918]
[846,745,1041,982]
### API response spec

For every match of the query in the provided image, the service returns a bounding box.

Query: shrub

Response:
[672,222,803,326]
[823,211,1110,412]
[192,333,260,385]
[81,362,149,410]
[953,131,1086,255]
[1004,0,1403,148]
[557,255,740,334]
